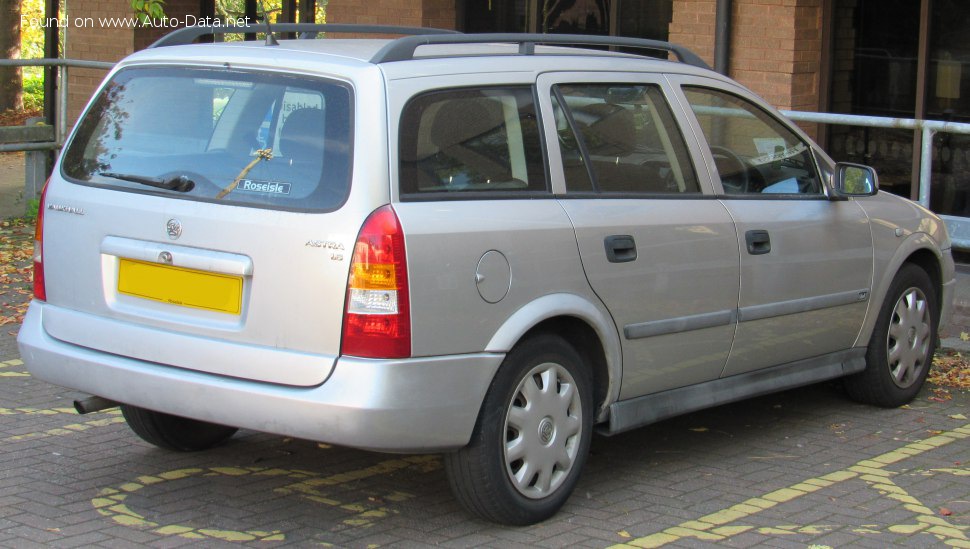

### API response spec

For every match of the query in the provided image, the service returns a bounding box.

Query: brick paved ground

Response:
[2,321,968,548]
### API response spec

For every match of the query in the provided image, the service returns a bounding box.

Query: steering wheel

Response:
[709,146,752,194]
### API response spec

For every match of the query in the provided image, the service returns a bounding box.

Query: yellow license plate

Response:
[118,258,243,314]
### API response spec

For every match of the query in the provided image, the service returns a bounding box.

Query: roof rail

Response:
[369,33,710,69]
[149,24,461,49]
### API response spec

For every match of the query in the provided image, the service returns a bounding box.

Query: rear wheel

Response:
[121,405,238,451]
[845,264,938,407]
[445,334,593,525]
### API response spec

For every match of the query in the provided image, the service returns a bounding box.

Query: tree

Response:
[0,0,23,111]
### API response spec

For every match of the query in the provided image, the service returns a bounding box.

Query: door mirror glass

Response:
[835,163,878,196]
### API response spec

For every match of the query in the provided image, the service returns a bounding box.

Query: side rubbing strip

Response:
[624,309,735,340]
[738,288,869,323]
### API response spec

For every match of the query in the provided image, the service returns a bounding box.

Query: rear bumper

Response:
[17,302,504,452]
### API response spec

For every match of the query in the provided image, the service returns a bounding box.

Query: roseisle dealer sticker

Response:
[237,179,292,195]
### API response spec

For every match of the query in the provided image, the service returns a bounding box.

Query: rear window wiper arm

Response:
[99,172,195,192]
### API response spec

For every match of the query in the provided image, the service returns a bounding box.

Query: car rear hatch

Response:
[39,57,384,387]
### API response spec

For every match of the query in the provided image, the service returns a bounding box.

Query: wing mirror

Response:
[832,162,878,199]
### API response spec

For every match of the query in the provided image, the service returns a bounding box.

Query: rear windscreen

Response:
[62,67,353,212]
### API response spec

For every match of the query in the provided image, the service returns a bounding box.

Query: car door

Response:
[537,73,740,399]
[670,77,873,377]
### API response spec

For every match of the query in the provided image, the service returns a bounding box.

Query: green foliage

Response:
[132,0,167,23]
[22,72,44,111]
[21,0,46,59]
[24,198,41,222]
[127,0,324,31]
[842,166,874,194]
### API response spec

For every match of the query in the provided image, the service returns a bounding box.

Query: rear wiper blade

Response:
[99,172,195,192]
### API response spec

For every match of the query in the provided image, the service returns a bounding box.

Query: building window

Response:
[539,0,609,35]
[829,0,970,218]
[463,0,531,33]
[461,0,673,41]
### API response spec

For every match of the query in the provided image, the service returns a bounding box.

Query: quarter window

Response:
[399,87,546,197]
[683,87,822,196]
[553,84,700,194]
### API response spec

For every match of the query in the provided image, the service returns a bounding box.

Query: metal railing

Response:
[780,110,970,209]
[780,110,970,250]
[0,58,114,151]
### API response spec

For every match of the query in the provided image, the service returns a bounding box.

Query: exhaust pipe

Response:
[73,395,119,414]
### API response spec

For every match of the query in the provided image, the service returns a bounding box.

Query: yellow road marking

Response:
[93,456,440,541]
[0,358,29,376]
[610,424,970,548]
[0,407,78,415]
[2,410,125,444]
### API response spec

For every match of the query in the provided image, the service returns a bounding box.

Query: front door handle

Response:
[745,230,771,255]
[605,235,637,263]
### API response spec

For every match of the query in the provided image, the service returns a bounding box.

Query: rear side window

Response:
[399,87,547,198]
[62,67,352,212]
[552,84,700,194]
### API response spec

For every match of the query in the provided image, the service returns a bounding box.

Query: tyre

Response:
[444,333,593,525]
[844,264,938,407]
[120,405,238,451]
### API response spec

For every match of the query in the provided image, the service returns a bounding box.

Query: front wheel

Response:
[445,334,593,525]
[844,264,938,407]
[121,405,238,452]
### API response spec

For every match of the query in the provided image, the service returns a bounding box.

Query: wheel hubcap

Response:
[886,287,931,389]
[537,417,555,445]
[503,362,582,499]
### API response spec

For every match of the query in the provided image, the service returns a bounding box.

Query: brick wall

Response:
[729,0,822,112]
[65,0,135,124]
[669,0,716,67]
[133,0,204,51]
[669,0,824,120]
[326,0,424,28]
[421,0,456,30]
[63,0,825,128]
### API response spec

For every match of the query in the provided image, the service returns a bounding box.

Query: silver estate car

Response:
[19,25,955,525]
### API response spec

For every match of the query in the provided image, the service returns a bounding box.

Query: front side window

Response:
[399,87,546,197]
[683,86,822,196]
[553,83,700,194]
[63,67,352,212]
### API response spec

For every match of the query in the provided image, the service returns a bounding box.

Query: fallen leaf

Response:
[961,332,969,341]
[940,507,953,516]
[689,427,709,432]
[618,531,631,538]
[949,414,967,420]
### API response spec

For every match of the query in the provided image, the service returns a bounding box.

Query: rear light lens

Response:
[341,205,411,358]
[32,180,49,301]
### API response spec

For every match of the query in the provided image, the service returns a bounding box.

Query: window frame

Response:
[536,71,719,199]
[397,85,552,202]
[669,76,834,201]
[552,82,703,197]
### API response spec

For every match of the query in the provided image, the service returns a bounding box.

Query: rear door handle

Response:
[745,230,771,255]
[605,235,637,263]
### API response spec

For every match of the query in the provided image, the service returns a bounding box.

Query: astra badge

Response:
[166,218,182,240]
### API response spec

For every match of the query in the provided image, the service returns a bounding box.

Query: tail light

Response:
[341,205,411,358]
[32,181,49,301]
